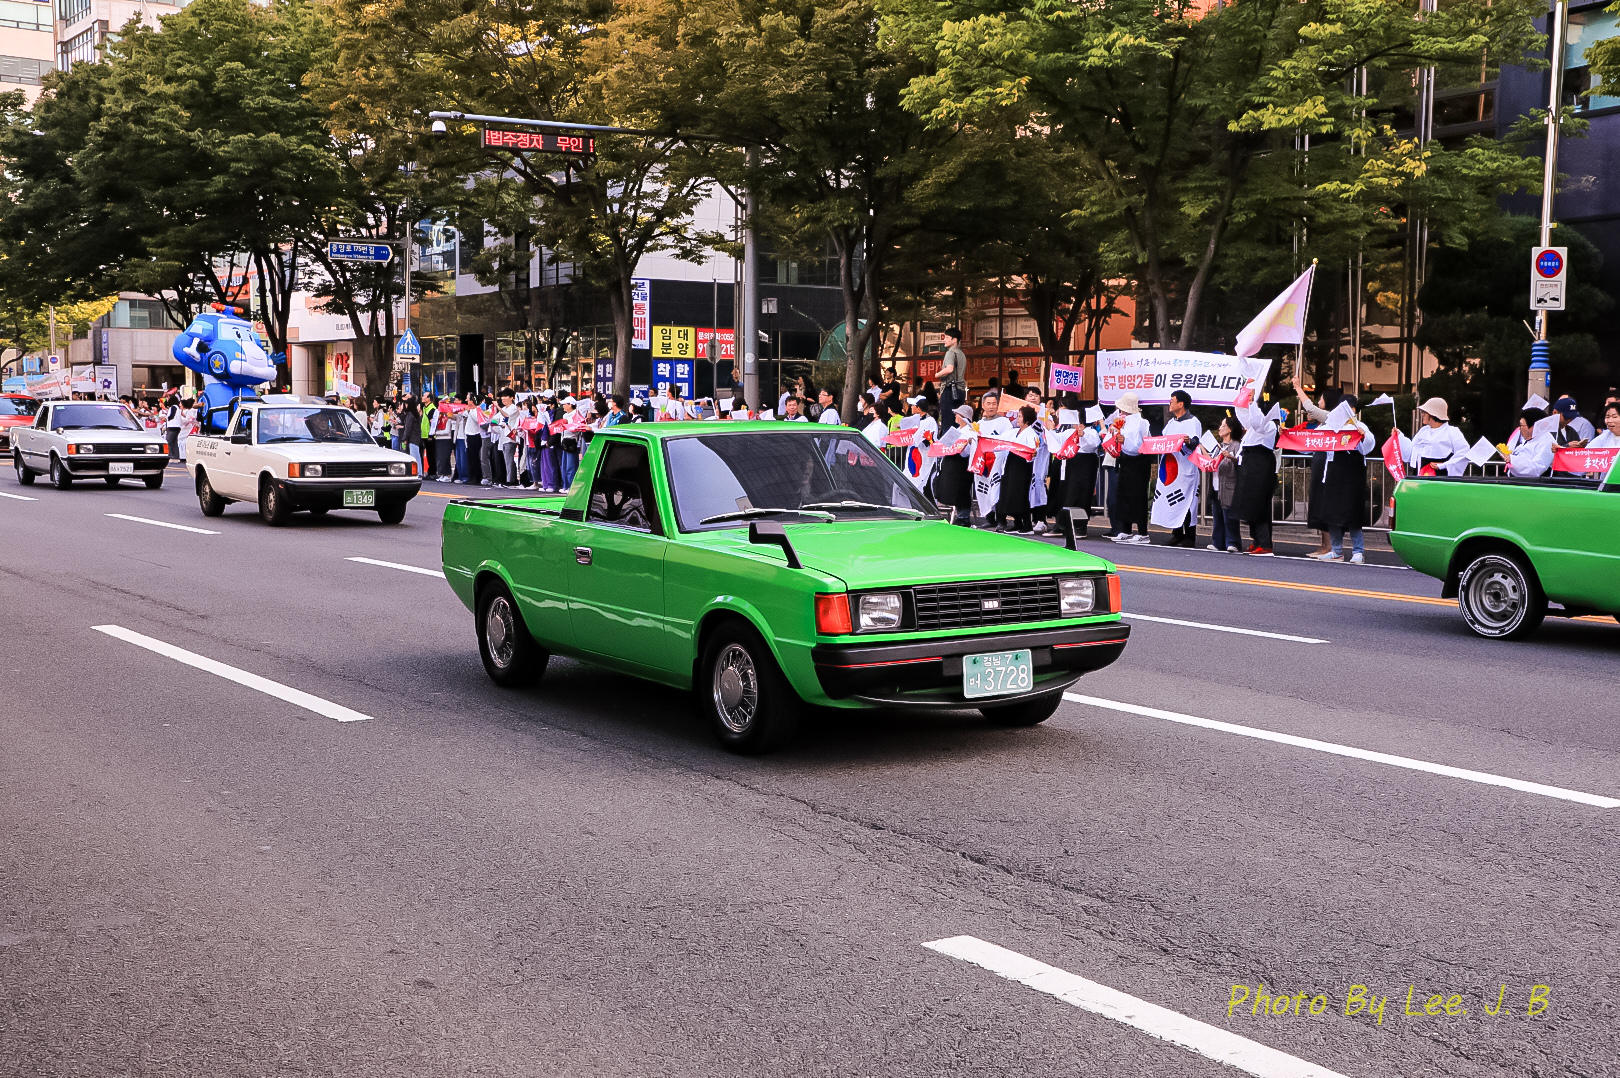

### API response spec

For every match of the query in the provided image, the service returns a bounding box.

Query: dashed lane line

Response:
[1121,612,1326,644]
[93,625,370,723]
[105,513,219,535]
[1062,693,1619,809]
[346,556,445,578]
[0,490,37,501]
[924,936,1347,1078]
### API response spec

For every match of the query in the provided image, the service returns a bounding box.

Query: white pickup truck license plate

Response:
[963,649,1033,699]
[109,462,134,475]
[343,489,376,508]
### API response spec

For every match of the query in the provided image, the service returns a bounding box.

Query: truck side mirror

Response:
[748,520,801,568]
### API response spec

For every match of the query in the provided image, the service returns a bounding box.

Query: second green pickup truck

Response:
[1389,457,1620,638]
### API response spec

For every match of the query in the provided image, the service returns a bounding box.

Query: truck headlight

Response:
[388,462,409,476]
[1059,577,1096,616]
[302,463,323,478]
[857,592,903,631]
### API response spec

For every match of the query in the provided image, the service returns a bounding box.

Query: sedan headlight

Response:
[857,592,903,631]
[146,443,166,454]
[302,463,324,478]
[387,461,409,477]
[67,443,92,455]
[1059,577,1096,616]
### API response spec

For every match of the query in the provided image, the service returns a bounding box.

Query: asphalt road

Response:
[2,465,1616,1078]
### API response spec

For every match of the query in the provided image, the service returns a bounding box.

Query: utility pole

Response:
[1530,0,1569,403]
[48,305,56,360]
[741,147,760,411]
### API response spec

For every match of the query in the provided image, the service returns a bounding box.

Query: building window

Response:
[56,0,89,23]
[57,23,104,71]
[0,54,47,84]
[0,0,51,31]
[1566,8,1620,111]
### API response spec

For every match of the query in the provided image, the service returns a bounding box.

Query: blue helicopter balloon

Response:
[172,304,286,433]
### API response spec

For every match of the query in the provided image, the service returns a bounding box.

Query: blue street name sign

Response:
[328,241,393,263]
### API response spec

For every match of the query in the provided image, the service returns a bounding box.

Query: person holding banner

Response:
[994,406,1042,533]
[933,404,976,524]
[1587,401,1620,449]
[1234,395,1280,555]
[1051,407,1102,539]
[1109,394,1153,544]
[1209,416,1244,553]
[1307,395,1375,563]
[1152,390,1203,547]
[1506,408,1557,477]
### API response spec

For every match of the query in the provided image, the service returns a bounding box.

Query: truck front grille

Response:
[912,577,1062,630]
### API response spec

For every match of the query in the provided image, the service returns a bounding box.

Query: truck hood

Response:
[52,429,164,445]
[254,442,413,462]
[770,519,1114,589]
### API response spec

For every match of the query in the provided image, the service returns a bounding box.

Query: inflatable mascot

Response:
[172,304,285,432]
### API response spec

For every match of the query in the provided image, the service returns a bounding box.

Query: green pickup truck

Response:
[1389,457,1620,638]
[441,422,1128,752]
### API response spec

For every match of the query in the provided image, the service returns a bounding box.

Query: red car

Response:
[0,394,40,455]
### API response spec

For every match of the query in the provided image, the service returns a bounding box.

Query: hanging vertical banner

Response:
[631,279,651,349]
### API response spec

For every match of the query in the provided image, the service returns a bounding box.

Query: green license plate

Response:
[963,649,1033,699]
[343,489,376,507]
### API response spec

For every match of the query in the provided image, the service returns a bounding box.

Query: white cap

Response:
[907,394,926,405]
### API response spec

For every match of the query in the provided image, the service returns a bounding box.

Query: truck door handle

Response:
[575,546,592,565]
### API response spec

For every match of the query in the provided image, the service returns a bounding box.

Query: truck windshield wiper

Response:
[699,507,835,525]
[800,500,926,518]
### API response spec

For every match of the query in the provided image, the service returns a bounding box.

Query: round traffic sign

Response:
[1536,249,1564,278]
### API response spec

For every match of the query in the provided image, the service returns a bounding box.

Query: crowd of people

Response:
[77,334,1620,566]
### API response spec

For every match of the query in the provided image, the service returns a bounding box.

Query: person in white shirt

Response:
[1154,389,1204,547]
[1587,401,1620,449]
[996,405,1042,533]
[1554,396,1596,443]
[163,395,185,457]
[1506,408,1556,477]
[781,397,809,422]
[1053,407,1102,539]
[1408,397,1470,475]
[1234,395,1280,555]
[1109,393,1153,544]
[817,388,841,425]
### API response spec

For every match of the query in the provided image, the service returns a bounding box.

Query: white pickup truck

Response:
[186,398,421,525]
[12,400,170,489]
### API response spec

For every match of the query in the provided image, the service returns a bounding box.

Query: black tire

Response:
[1457,552,1546,640]
[476,582,547,687]
[258,477,291,526]
[308,507,329,517]
[49,455,71,490]
[377,503,406,525]
[143,473,163,490]
[14,451,35,486]
[196,470,226,517]
[104,476,121,487]
[981,693,1063,727]
[700,621,801,753]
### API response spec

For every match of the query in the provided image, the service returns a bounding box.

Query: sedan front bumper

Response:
[277,477,422,510]
[810,620,1129,709]
[62,454,169,477]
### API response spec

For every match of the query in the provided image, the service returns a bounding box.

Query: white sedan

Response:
[186,399,421,525]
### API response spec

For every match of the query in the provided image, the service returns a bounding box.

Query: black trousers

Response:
[1245,517,1272,548]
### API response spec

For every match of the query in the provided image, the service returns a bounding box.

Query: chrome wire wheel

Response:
[485,595,517,669]
[712,642,760,734]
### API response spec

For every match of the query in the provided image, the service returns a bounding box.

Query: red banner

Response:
[975,436,1038,462]
[1277,426,1368,453]
[1552,446,1620,474]
[550,416,591,435]
[885,427,928,447]
[1191,448,1223,473]
[1381,434,1406,481]
[927,438,968,458]
[1048,429,1080,460]
[1140,434,1191,455]
[517,416,543,432]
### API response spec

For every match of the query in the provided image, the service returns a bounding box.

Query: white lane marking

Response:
[1122,612,1326,644]
[924,936,1347,1078]
[1063,693,1620,809]
[105,513,219,535]
[0,490,37,501]
[346,556,444,578]
[93,625,370,723]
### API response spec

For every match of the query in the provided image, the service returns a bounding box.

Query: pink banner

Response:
[975,436,1038,462]
[1191,448,1223,473]
[927,438,967,458]
[1553,446,1620,474]
[1048,362,1084,394]
[1140,434,1191,454]
[1276,426,1368,452]
[1381,435,1405,481]
[885,428,926,447]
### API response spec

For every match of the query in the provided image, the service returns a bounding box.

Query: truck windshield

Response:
[51,404,140,431]
[665,430,938,531]
[256,408,371,444]
[0,397,39,417]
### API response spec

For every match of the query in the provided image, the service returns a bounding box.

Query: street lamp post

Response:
[427,110,761,409]
[1531,0,1569,402]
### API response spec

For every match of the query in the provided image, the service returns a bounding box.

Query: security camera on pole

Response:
[1530,0,1570,404]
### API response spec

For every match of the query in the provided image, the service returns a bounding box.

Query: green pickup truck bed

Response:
[1389,459,1620,638]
